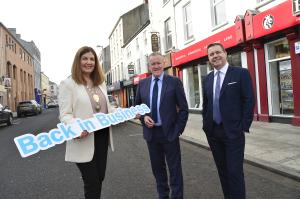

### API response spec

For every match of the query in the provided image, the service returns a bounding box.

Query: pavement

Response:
[130,113,300,182]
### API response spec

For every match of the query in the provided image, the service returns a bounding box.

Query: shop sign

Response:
[262,14,274,30]
[133,73,149,85]
[151,33,160,52]
[128,63,134,74]
[172,25,238,66]
[295,41,300,54]
[4,78,11,89]
[251,1,300,40]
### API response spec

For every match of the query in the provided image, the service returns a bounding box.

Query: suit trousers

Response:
[146,126,183,199]
[206,123,245,199]
[76,128,109,199]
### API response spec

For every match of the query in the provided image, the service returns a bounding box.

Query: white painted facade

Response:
[109,19,124,83]
[148,0,177,53]
[123,25,152,80]
[147,0,286,111]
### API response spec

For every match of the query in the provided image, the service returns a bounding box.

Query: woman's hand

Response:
[75,130,89,139]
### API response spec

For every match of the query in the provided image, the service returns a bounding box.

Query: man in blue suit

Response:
[135,52,189,199]
[202,43,254,199]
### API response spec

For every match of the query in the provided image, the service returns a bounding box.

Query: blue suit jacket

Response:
[202,66,255,139]
[135,74,189,142]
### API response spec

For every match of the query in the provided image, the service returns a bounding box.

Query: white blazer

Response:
[58,77,114,163]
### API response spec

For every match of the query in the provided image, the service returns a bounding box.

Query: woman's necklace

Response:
[86,85,101,112]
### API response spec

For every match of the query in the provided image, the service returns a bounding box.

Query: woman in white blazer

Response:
[58,46,114,199]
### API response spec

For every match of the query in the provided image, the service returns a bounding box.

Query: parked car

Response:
[17,100,42,117]
[108,95,119,108]
[0,104,13,126]
[47,101,59,108]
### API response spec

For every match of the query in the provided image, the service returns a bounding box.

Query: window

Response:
[163,0,169,4]
[136,59,141,74]
[136,38,139,51]
[127,46,131,58]
[293,0,300,15]
[183,2,193,41]
[211,0,226,27]
[143,31,147,45]
[164,18,173,50]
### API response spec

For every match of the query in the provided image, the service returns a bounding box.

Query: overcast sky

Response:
[1,0,143,84]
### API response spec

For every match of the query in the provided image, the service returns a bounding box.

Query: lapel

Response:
[207,72,214,100]
[220,66,233,97]
[145,77,152,106]
[159,74,169,105]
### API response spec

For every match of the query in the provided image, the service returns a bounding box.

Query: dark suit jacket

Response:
[135,74,189,142]
[202,66,255,139]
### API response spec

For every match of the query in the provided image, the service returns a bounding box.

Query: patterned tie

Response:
[151,78,159,123]
[213,71,222,124]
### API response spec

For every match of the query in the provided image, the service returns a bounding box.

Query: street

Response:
[0,109,299,199]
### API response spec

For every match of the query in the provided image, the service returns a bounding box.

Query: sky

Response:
[1,0,143,85]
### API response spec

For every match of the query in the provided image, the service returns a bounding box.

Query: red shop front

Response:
[171,21,247,111]
[244,0,300,126]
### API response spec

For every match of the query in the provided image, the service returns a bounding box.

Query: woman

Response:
[58,46,114,199]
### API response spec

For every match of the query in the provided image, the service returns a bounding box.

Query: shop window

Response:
[227,52,242,67]
[267,39,293,116]
[268,39,289,59]
[269,60,294,115]
[186,66,200,109]
[211,0,226,27]
[183,2,193,41]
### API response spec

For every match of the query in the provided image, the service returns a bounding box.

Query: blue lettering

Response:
[49,129,64,144]
[57,123,78,139]
[37,133,54,150]
[95,113,110,127]
[14,134,39,158]
[83,119,96,132]
[114,111,125,122]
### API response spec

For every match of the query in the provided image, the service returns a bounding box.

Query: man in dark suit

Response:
[202,43,254,199]
[135,52,189,199]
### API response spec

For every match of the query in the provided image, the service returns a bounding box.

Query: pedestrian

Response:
[58,46,114,199]
[202,43,255,199]
[135,52,189,199]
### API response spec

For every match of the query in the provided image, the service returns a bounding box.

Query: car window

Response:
[19,101,32,105]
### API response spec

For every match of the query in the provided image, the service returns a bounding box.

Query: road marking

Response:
[129,134,142,137]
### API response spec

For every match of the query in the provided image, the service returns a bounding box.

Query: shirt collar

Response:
[214,62,229,76]
[152,72,164,82]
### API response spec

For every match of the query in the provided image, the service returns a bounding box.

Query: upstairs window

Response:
[183,2,193,41]
[293,0,300,15]
[211,0,226,27]
[164,18,173,51]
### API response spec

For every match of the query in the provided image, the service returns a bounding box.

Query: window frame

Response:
[164,18,173,51]
[183,2,193,41]
[211,0,227,27]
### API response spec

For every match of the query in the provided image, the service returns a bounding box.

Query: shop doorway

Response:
[266,38,293,116]
[269,60,294,115]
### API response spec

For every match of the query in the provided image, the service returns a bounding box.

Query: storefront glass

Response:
[267,39,294,116]
[186,66,200,109]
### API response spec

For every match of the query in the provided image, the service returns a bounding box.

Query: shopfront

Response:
[107,81,124,107]
[172,23,246,112]
[244,0,300,126]
[123,79,135,107]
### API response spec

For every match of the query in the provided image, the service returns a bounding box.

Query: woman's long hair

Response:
[71,46,105,86]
